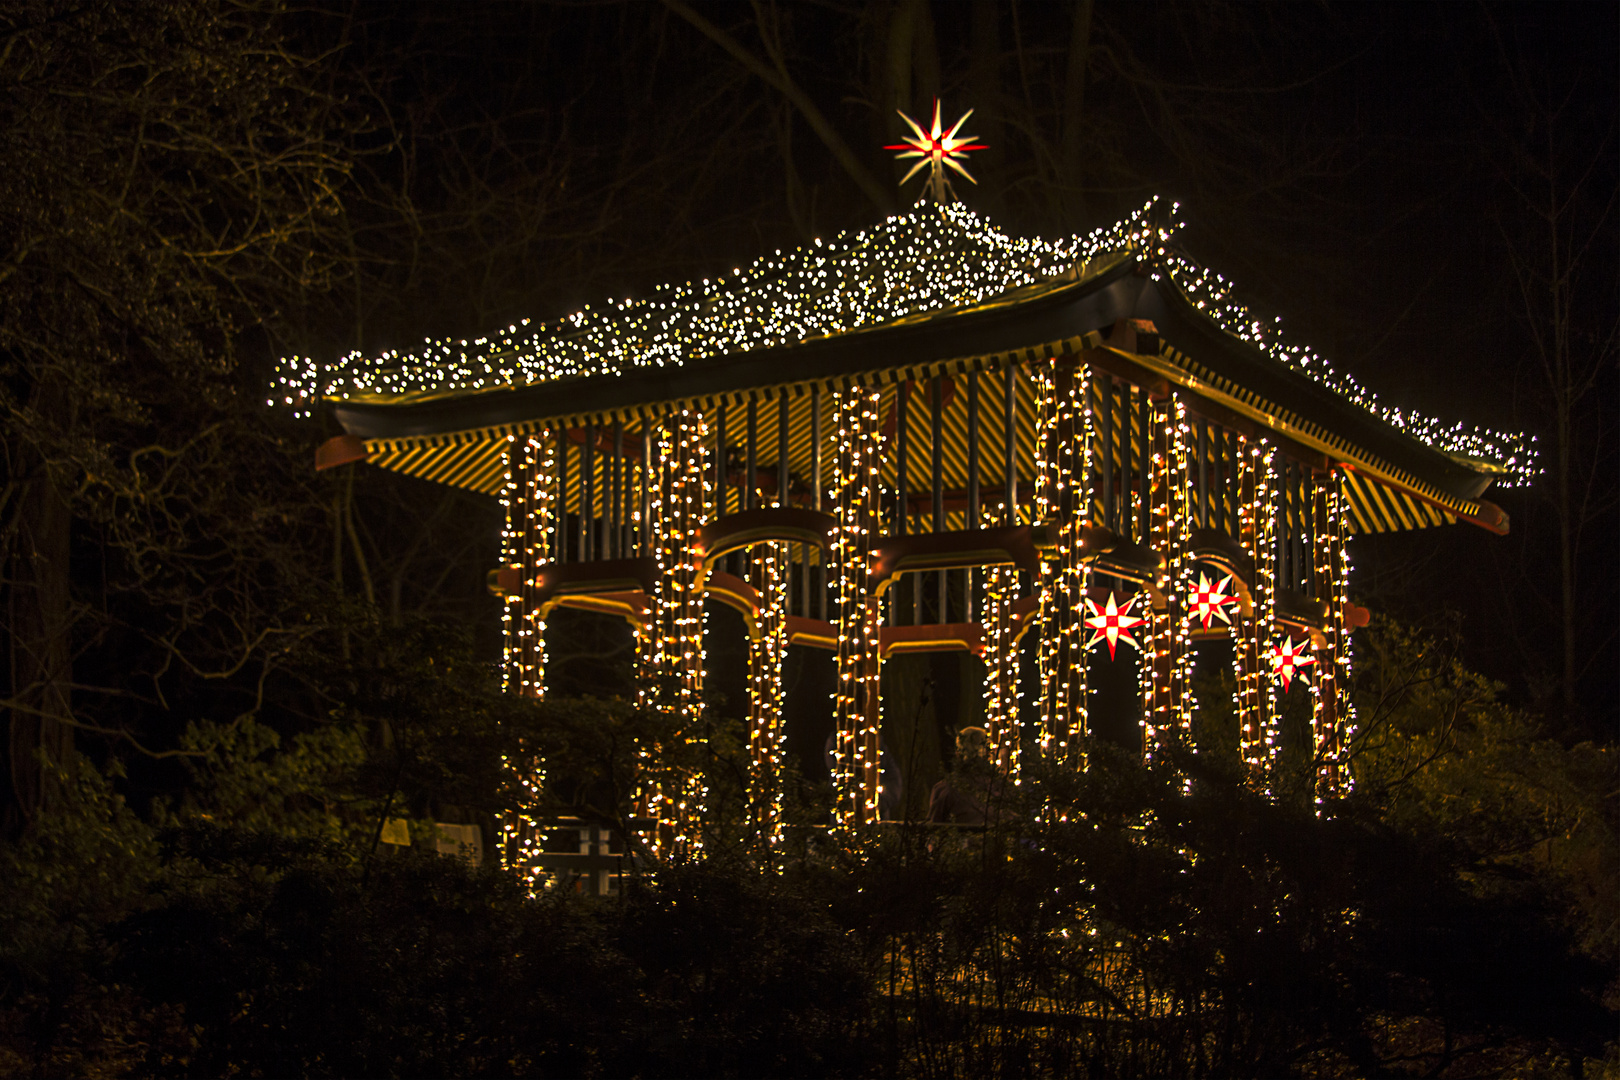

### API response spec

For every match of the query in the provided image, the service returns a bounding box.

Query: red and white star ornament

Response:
[1187,572,1238,629]
[1267,636,1317,690]
[1084,592,1146,660]
[885,99,987,202]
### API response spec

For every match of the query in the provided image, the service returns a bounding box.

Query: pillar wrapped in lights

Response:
[1167,399,1199,747]
[1311,468,1354,801]
[498,432,556,881]
[1232,439,1280,782]
[1141,393,1194,762]
[502,432,557,697]
[831,387,884,828]
[635,411,710,856]
[981,561,1022,779]
[1034,359,1091,762]
[1256,450,1285,782]
[747,541,791,849]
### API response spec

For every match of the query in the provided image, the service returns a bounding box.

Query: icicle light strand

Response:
[274,199,1532,486]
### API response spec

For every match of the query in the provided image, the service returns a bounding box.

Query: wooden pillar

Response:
[503,432,556,699]
[778,393,791,507]
[1232,439,1263,780]
[639,427,652,557]
[812,385,824,618]
[1195,418,1210,529]
[1234,440,1280,789]
[981,562,1022,780]
[812,385,823,510]
[1143,394,1194,762]
[1312,469,1353,803]
[556,429,572,562]
[967,371,981,520]
[966,372,981,623]
[1098,372,1115,534]
[932,376,946,622]
[1035,359,1091,762]
[635,411,710,856]
[499,431,555,880]
[1138,382,1152,544]
[610,420,624,558]
[748,541,791,851]
[582,421,595,560]
[1004,364,1018,524]
[831,387,884,829]
[746,397,758,512]
[716,401,729,516]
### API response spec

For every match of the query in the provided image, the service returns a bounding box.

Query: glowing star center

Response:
[884,99,987,204]
[1188,572,1238,629]
[1268,637,1317,690]
[1083,592,1146,660]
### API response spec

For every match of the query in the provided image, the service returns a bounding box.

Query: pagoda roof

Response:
[281,201,1531,535]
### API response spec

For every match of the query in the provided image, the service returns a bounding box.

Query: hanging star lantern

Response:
[1188,572,1238,629]
[1084,592,1146,660]
[1268,637,1317,690]
[885,99,987,204]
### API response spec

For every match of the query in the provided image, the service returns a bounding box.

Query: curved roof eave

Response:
[330,253,1145,440]
[330,250,1499,511]
[1130,276,1496,504]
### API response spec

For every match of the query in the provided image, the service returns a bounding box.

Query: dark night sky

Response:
[314,1,1617,727]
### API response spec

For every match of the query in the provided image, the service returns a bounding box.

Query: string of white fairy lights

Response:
[274,202,1125,409]
[1033,363,1092,763]
[273,199,1532,487]
[1152,233,1535,487]
[747,543,791,856]
[830,388,885,830]
[498,432,554,887]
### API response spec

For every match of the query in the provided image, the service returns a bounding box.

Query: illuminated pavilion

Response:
[287,196,1529,865]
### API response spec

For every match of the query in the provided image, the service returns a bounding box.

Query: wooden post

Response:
[611,420,623,558]
[812,385,824,620]
[554,428,570,563]
[1099,372,1116,534]
[748,541,790,852]
[582,421,595,560]
[832,387,884,828]
[1143,393,1193,762]
[1138,383,1152,544]
[932,375,945,622]
[1233,441,1280,789]
[1004,364,1017,524]
[1035,359,1091,762]
[746,397,758,512]
[1312,469,1352,803]
[967,371,981,520]
[636,412,710,856]
[967,371,981,621]
[982,563,1022,780]
[499,431,556,878]
[716,400,729,516]
[778,393,790,507]
[503,432,555,699]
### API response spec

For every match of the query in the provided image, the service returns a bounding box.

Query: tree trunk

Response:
[883,0,916,151]
[882,0,940,195]
[1060,0,1094,227]
[1556,345,1576,711]
[909,0,939,108]
[1547,164,1578,714]
[968,0,1006,216]
[4,392,75,835]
